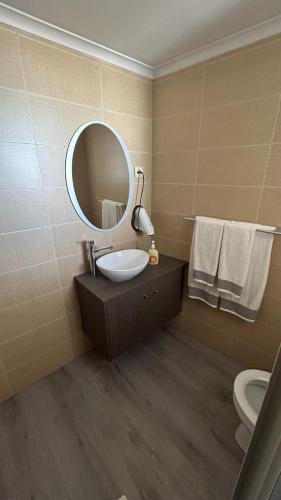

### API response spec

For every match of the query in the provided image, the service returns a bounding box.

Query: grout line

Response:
[0,216,82,236]
[154,109,200,121]
[44,215,74,318]
[156,235,190,245]
[0,137,153,153]
[0,85,26,94]
[0,187,43,192]
[153,91,281,120]
[99,65,105,121]
[255,93,281,223]
[154,144,278,152]
[104,109,152,123]
[153,143,274,153]
[15,30,36,143]
[0,314,66,348]
[0,258,56,277]
[152,182,263,188]
[0,82,102,112]
[185,311,237,339]
[129,150,151,155]
[0,224,50,236]
[152,182,195,186]
[151,208,191,216]
[0,139,36,145]
[192,62,206,215]
[43,186,67,190]
[0,356,13,395]
[203,92,280,112]
[4,333,73,373]
[180,312,236,362]
[0,288,62,314]
[184,308,275,362]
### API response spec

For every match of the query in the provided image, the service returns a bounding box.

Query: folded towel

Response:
[188,224,220,308]
[192,216,225,286]
[220,226,275,322]
[217,221,256,297]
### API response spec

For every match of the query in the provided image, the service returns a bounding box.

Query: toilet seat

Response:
[233,369,270,433]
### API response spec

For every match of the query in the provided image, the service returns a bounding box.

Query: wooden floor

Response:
[0,328,243,500]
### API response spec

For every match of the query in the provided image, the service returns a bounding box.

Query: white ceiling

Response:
[2,0,281,77]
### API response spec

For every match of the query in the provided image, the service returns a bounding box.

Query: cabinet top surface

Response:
[75,254,186,302]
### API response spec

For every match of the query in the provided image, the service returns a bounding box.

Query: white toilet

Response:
[233,369,270,453]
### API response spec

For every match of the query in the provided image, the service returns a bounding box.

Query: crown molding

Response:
[153,14,281,78]
[0,2,154,79]
[1,2,281,81]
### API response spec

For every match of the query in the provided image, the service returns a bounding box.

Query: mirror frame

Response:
[65,120,134,232]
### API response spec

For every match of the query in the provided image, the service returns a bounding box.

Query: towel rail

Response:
[184,216,281,236]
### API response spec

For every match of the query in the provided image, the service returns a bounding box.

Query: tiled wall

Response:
[153,35,281,371]
[0,23,152,402]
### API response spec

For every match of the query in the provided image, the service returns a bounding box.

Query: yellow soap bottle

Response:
[148,240,159,265]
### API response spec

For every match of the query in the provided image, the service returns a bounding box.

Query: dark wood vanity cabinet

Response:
[75,255,186,360]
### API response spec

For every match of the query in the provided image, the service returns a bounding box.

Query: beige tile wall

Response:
[0,24,152,401]
[153,35,281,371]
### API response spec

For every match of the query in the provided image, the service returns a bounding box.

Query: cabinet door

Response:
[107,284,151,359]
[151,268,183,332]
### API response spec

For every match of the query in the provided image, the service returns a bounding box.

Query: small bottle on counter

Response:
[148,240,159,265]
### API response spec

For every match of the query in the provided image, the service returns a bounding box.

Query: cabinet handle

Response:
[143,294,149,299]
[153,289,159,295]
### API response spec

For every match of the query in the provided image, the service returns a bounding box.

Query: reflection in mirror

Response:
[66,122,132,231]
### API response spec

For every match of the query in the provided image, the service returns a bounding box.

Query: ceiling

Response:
[2,0,281,76]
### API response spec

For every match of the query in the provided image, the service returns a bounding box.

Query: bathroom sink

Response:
[96,249,149,282]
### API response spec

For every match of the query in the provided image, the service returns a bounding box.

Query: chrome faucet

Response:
[87,240,113,277]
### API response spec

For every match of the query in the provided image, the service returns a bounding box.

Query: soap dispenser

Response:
[148,240,159,265]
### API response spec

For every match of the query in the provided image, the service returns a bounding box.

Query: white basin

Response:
[96,249,149,282]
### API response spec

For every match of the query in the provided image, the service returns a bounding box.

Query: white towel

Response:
[217,221,256,297]
[188,222,220,308]
[102,199,124,229]
[220,225,275,322]
[192,216,225,286]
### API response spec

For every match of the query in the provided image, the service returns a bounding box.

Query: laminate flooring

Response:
[0,328,244,500]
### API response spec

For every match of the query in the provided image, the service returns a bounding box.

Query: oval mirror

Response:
[66,121,133,231]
